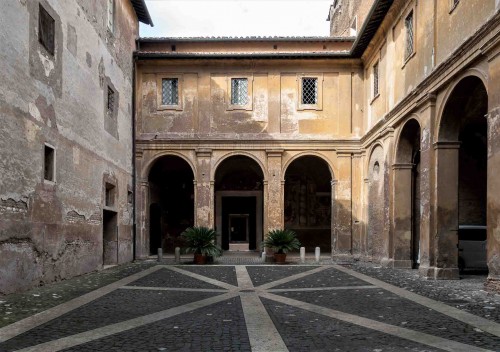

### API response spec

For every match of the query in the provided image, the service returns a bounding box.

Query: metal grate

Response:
[107,86,114,114]
[302,78,318,105]
[39,4,55,55]
[373,61,379,97]
[162,78,178,105]
[405,11,414,60]
[231,78,248,105]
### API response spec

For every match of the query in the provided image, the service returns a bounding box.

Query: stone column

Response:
[136,179,149,259]
[486,49,500,290]
[332,152,352,260]
[195,149,212,224]
[391,163,413,268]
[430,141,461,279]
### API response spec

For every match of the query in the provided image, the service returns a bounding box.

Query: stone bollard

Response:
[315,247,320,263]
[175,247,180,263]
[157,248,163,262]
[300,247,305,263]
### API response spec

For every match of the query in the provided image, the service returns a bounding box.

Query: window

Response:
[128,190,133,204]
[301,78,318,105]
[107,0,114,32]
[162,78,179,106]
[231,78,248,105]
[105,183,116,207]
[107,86,115,115]
[405,11,414,60]
[44,144,55,182]
[39,4,55,55]
[373,61,379,97]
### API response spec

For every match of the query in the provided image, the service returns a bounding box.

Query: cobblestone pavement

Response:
[0,262,499,351]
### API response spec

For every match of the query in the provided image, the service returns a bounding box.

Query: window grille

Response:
[405,11,414,60]
[39,4,55,55]
[373,62,379,97]
[107,86,115,114]
[231,78,248,105]
[162,78,179,105]
[302,78,318,105]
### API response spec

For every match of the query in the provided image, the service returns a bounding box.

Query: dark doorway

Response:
[103,209,118,265]
[215,155,263,251]
[148,156,194,254]
[284,156,332,252]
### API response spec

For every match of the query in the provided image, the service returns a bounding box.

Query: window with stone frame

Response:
[105,183,116,207]
[107,86,115,115]
[44,144,55,182]
[301,77,318,105]
[373,61,379,98]
[231,78,248,105]
[162,78,179,106]
[405,11,414,60]
[39,4,55,55]
[107,0,114,32]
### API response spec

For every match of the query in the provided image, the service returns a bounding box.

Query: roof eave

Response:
[130,0,154,26]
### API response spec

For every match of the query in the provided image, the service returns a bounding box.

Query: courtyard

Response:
[0,259,499,351]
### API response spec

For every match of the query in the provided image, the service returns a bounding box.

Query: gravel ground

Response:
[349,261,500,323]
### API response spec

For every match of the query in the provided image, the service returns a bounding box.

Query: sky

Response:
[139,0,333,38]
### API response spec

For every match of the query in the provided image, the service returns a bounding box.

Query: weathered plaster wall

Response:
[328,0,375,37]
[0,0,138,294]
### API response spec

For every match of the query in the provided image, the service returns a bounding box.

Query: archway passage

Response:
[438,76,488,275]
[284,156,332,252]
[148,156,194,254]
[214,155,264,251]
[394,119,421,268]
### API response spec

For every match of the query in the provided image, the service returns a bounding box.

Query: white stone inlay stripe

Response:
[267,285,377,293]
[236,266,289,352]
[119,286,227,293]
[15,292,239,352]
[0,265,163,343]
[161,265,237,290]
[332,264,500,337]
[260,292,494,352]
[258,266,330,290]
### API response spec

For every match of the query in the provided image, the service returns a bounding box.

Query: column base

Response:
[332,253,354,264]
[485,276,500,293]
[419,266,460,280]
[393,260,412,268]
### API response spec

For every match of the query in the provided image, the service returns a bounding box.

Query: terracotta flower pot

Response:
[274,253,287,264]
[194,253,206,265]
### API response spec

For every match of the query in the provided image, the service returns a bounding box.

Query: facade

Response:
[135,0,500,290]
[0,0,152,294]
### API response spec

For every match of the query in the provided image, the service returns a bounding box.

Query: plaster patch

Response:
[24,119,40,142]
[28,102,42,122]
[37,50,55,77]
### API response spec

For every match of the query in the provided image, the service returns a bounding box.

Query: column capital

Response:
[416,93,437,111]
[330,179,338,186]
[139,180,149,187]
[196,148,212,157]
[392,163,414,170]
[266,149,284,157]
[433,141,461,150]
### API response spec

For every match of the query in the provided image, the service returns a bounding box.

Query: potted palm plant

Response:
[181,226,222,264]
[263,229,301,263]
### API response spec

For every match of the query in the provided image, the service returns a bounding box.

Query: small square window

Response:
[105,183,116,207]
[162,78,179,105]
[39,4,55,55]
[44,144,55,182]
[127,190,133,204]
[405,11,414,60]
[231,78,248,105]
[301,78,318,105]
[107,86,115,114]
[373,62,379,97]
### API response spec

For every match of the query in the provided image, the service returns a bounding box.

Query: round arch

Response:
[435,71,488,142]
[394,117,422,165]
[282,152,335,182]
[211,151,266,182]
[141,151,196,181]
